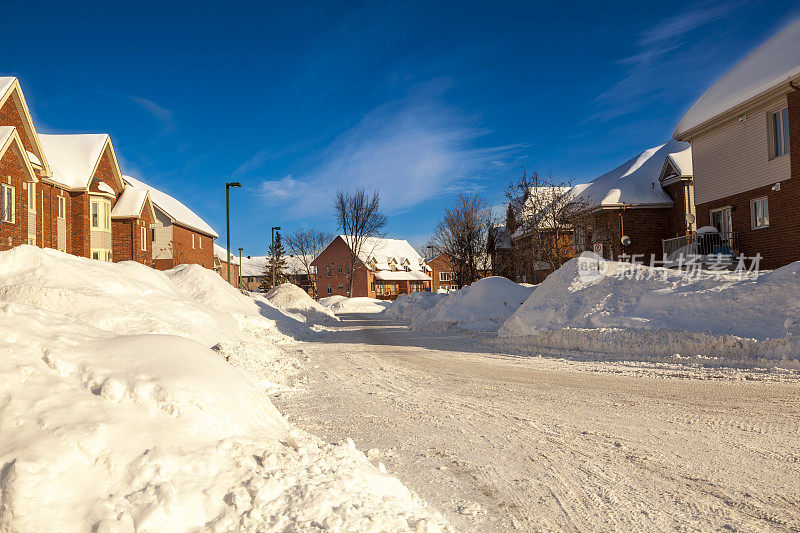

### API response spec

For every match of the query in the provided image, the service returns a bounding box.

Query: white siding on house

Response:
[692,95,791,205]
[151,206,174,260]
[27,210,35,242]
[56,218,66,251]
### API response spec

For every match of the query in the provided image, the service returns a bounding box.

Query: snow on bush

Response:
[383,290,446,320]
[0,246,450,531]
[412,277,535,332]
[265,282,338,324]
[499,255,800,362]
[319,295,391,313]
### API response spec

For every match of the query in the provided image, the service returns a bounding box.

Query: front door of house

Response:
[710,207,732,235]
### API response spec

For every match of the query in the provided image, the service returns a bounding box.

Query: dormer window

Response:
[770,106,790,159]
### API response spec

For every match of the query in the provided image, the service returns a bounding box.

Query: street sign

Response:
[593,243,603,257]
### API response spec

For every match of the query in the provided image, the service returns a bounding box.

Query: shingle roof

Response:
[38,133,109,189]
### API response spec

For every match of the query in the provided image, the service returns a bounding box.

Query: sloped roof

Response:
[123,175,218,238]
[0,77,51,176]
[213,243,241,265]
[0,78,14,99]
[489,225,512,250]
[0,125,14,148]
[664,145,693,178]
[111,186,148,218]
[0,126,37,180]
[573,139,690,208]
[39,134,110,189]
[240,254,312,277]
[674,19,800,137]
[341,236,426,271]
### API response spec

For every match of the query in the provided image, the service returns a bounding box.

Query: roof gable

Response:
[0,77,51,176]
[0,126,37,181]
[38,133,121,190]
[674,19,800,138]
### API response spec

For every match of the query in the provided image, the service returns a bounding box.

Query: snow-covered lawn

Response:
[0,246,450,532]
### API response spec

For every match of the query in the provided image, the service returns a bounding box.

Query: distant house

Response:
[487,224,513,280]
[425,252,491,291]
[213,244,240,288]
[240,255,315,294]
[123,175,217,270]
[311,236,431,300]
[673,19,800,269]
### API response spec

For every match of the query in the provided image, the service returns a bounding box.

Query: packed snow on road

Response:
[2,247,800,532]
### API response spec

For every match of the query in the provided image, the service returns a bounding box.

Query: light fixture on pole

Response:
[225,182,242,284]
[271,226,281,291]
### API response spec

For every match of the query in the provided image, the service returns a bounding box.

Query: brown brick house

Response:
[213,243,240,288]
[0,127,40,249]
[111,186,156,265]
[425,252,491,291]
[123,175,217,269]
[311,236,431,300]
[673,20,800,269]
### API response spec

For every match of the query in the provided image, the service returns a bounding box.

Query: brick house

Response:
[239,255,316,294]
[487,225,514,280]
[123,175,217,269]
[311,236,431,300]
[673,20,800,269]
[38,133,156,264]
[425,252,492,291]
[0,127,40,249]
[213,243,240,288]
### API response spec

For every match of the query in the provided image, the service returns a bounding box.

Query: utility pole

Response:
[427,245,434,292]
[271,226,281,291]
[238,247,243,288]
[225,181,242,284]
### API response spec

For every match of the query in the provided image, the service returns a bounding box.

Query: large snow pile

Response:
[319,295,391,313]
[0,246,450,531]
[265,282,338,324]
[383,290,446,320]
[499,255,800,362]
[412,277,535,332]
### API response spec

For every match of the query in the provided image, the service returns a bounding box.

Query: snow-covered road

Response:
[274,313,800,531]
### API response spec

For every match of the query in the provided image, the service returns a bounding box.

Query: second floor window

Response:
[751,197,769,229]
[771,106,790,159]
[2,184,15,223]
[439,271,453,282]
[90,199,110,230]
[27,182,35,212]
[57,196,65,219]
[326,266,331,277]
[141,226,147,251]
[337,265,343,274]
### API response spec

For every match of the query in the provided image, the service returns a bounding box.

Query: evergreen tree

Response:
[260,231,288,293]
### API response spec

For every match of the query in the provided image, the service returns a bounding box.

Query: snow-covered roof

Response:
[340,236,426,272]
[240,255,313,277]
[111,187,148,218]
[374,270,431,281]
[0,77,14,97]
[662,145,693,180]
[213,243,241,265]
[38,134,110,189]
[0,126,14,148]
[26,150,41,166]
[573,140,690,208]
[674,19,800,137]
[97,182,116,196]
[123,175,219,238]
[490,225,512,250]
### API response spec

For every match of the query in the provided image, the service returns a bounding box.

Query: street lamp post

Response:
[238,247,243,288]
[271,226,281,291]
[427,245,434,292]
[225,181,242,284]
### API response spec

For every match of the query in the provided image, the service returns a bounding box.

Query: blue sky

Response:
[3,1,799,254]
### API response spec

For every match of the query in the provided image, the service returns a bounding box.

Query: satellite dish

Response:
[685,213,696,224]
[620,235,631,247]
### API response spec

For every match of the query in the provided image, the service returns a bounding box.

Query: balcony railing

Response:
[662,231,739,264]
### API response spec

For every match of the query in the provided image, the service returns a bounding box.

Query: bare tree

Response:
[333,188,388,295]
[431,193,492,288]
[505,168,609,282]
[285,228,334,297]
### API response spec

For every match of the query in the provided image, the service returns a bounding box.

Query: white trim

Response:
[750,196,770,230]
[2,183,15,223]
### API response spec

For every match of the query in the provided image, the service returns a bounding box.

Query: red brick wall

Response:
[593,207,673,260]
[111,206,154,266]
[0,142,34,250]
[68,191,90,257]
[217,261,240,288]
[88,147,123,195]
[0,94,36,156]
[663,181,693,238]
[312,236,372,298]
[171,224,214,268]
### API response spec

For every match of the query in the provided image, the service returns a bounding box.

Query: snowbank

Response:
[499,255,800,362]
[383,290,446,320]
[319,295,391,313]
[265,282,338,324]
[412,277,535,332]
[0,246,450,531]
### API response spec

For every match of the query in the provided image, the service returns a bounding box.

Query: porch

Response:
[662,230,739,265]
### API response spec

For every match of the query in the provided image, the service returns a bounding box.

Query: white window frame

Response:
[27,182,35,213]
[90,198,111,231]
[198,235,202,249]
[192,233,196,249]
[141,225,147,251]
[326,283,332,295]
[57,196,66,219]
[2,184,15,223]
[769,106,790,159]
[439,271,453,282]
[709,207,733,235]
[750,197,769,230]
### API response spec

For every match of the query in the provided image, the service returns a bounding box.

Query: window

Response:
[90,199,111,230]
[439,272,452,282]
[337,265,343,274]
[770,107,790,159]
[338,283,344,291]
[198,235,202,249]
[326,266,331,277]
[192,234,196,249]
[2,184,15,223]
[27,182,35,212]
[57,196,65,219]
[326,283,332,295]
[151,228,156,241]
[141,226,147,251]
[710,207,732,235]
[751,197,769,229]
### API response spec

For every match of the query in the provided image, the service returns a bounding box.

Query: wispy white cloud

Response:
[257,88,521,219]
[590,1,748,122]
[131,96,175,134]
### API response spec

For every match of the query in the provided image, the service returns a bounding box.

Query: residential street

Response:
[273,313,800,532]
